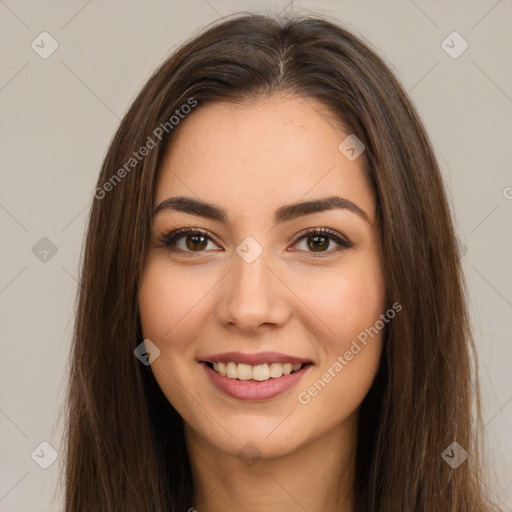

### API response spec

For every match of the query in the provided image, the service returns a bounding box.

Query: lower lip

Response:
[201,362,312,401]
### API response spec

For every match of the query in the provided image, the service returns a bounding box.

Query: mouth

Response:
[200,360,313,401]
[203,361,313,382]
[198,352,314,400]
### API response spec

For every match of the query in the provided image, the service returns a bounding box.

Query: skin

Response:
[138,94,386,512]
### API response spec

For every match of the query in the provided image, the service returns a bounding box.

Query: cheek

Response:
[138,261,204,405]
[138,267,172,341]
[296,266,386,427]
[138,259,211,344]
[302,256,386,349]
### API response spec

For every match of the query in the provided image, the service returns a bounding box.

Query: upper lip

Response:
[199,351,312,366]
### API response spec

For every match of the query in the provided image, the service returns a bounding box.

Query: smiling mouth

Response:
[204,361,312,382]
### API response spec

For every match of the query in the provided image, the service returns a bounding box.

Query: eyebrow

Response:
[153,195,370,224]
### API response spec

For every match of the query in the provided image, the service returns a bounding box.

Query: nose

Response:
[216,245,291,334]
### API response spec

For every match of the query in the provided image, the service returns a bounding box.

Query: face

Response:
[138,94,386,459]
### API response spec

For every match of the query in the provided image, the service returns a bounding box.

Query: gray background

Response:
[0,0,511,510]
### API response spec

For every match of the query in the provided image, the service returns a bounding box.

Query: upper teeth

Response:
[212,362,303,381]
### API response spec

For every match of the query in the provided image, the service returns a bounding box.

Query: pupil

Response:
[184,235,329,252]
[187,235,207,251]
[308,236,328,251]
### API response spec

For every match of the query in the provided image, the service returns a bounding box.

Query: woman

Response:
[64,12,500,512]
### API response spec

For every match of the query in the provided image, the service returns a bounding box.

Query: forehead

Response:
[155,94,375,223]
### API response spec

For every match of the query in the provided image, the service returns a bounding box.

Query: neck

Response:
[184,413,359,512]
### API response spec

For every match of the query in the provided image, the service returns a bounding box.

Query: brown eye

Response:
[292,228,352,255]
[159,228,219,254]
[306,235,330,252]
[184,234,208,251]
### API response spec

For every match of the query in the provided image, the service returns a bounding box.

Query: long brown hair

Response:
[63,12,499,511]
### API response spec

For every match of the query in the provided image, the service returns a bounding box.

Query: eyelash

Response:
[157,226,352,257]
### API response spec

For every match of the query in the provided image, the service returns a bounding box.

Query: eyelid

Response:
[158,226,352,254]
[158,227,223,251]
[291,227,351,247]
